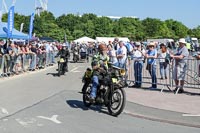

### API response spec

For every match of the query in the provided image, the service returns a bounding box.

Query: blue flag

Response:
[29,13,35,39]
[7,6,15,38]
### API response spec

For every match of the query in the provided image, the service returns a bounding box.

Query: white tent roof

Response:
[96,37,130,44]
[74,36,96,43]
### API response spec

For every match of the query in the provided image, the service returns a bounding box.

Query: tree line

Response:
[2,11,200,42]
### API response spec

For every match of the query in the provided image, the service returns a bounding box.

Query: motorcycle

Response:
[73,51,79,63]
[82,63,126,116]
[57,57,66,76]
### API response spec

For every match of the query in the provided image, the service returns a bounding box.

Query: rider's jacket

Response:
[92,52,109,72]
[56,49,70,60]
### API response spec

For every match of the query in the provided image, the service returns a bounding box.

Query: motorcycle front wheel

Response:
[58,63,63,77]
[107,87,126,117]
[83,85,92,107]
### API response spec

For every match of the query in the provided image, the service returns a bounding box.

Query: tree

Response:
[72,30,84,39]
[2,13,29,33]
[1,11,196,42]
[94,17,113,37]
[191,26,200,38]
[165,19,189,39]
[142,18,166,38]
[56,14,80,34]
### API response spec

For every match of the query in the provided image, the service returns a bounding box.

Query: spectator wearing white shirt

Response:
[117,41,127,68]
[107,44,118,66]
[132,42,145,88]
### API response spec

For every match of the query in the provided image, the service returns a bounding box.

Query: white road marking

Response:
[123,110,132,114]
[0,108,9,115]
[37,115,62,124]
[182,114,200,117]
[16,119,29,127]
[15,118,36,127]
[3,119,8,121]
[72,70,81,73]
[70,67,79,72]
[37,123,44,127]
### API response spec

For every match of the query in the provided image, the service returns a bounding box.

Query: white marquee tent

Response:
[74,36,96,43]
[96,37,130,44]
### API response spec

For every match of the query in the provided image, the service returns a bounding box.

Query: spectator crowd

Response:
[1,37,200,94]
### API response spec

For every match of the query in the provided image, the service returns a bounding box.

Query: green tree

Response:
[191,26,200,38]
[142,18,168,38]
[56,14,80,33]
[72,30,84,39]
[2,13,29,33]
[94,17,113,37]
[165,19,189,39]
[1,11,196,42]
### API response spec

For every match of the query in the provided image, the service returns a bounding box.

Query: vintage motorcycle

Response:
[57,57,67,76]
[73,48,79,63]
[82,63,126,116]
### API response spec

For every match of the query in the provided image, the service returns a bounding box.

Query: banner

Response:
[20,23,24,32]
[7,6,15,38]
[0,11,2,22]
[29,13,35,39]
[64,32,67,43]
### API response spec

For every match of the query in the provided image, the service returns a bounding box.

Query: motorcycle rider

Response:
[90,43,109,102]
[55,44,70,73]
[73,44,79,61]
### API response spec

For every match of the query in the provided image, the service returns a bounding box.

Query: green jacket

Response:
[91,52,109,76]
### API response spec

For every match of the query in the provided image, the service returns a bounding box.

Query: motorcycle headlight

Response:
[60,58,65,63]
[120,69,126,76]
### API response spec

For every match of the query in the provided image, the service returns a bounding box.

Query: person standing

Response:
[170,38,189,93]
[113,38,119,51]
[195,54,200,77]
[29,44,37,71]
[145,42,158,90]
[117,41,127,68]
[158,43,169,79]
[107,44,118,66]
[132,42,145,88]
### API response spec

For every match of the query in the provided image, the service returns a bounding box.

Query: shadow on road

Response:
[184,91,200,96]
[46,73,60,77]
[69,61,87,63]
[66,100,109,115]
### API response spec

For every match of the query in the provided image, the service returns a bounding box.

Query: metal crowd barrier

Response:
[0,55,4,77]
[0,51,57,78]
[172,58,200,90]
[127,57,200,94]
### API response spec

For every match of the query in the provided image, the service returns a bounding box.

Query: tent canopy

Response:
[74,36,96,43]
[96,37,130,44]
[0,22,29,40]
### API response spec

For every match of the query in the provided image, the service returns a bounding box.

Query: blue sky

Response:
[3,0,200,28]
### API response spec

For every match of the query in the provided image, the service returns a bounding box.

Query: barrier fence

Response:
[1,51,200,94]
[0,51,58,78]
[127,57,200,94]
[0,56,4,77]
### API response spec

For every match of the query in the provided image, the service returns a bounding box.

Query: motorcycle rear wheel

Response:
[107,87,126,117]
